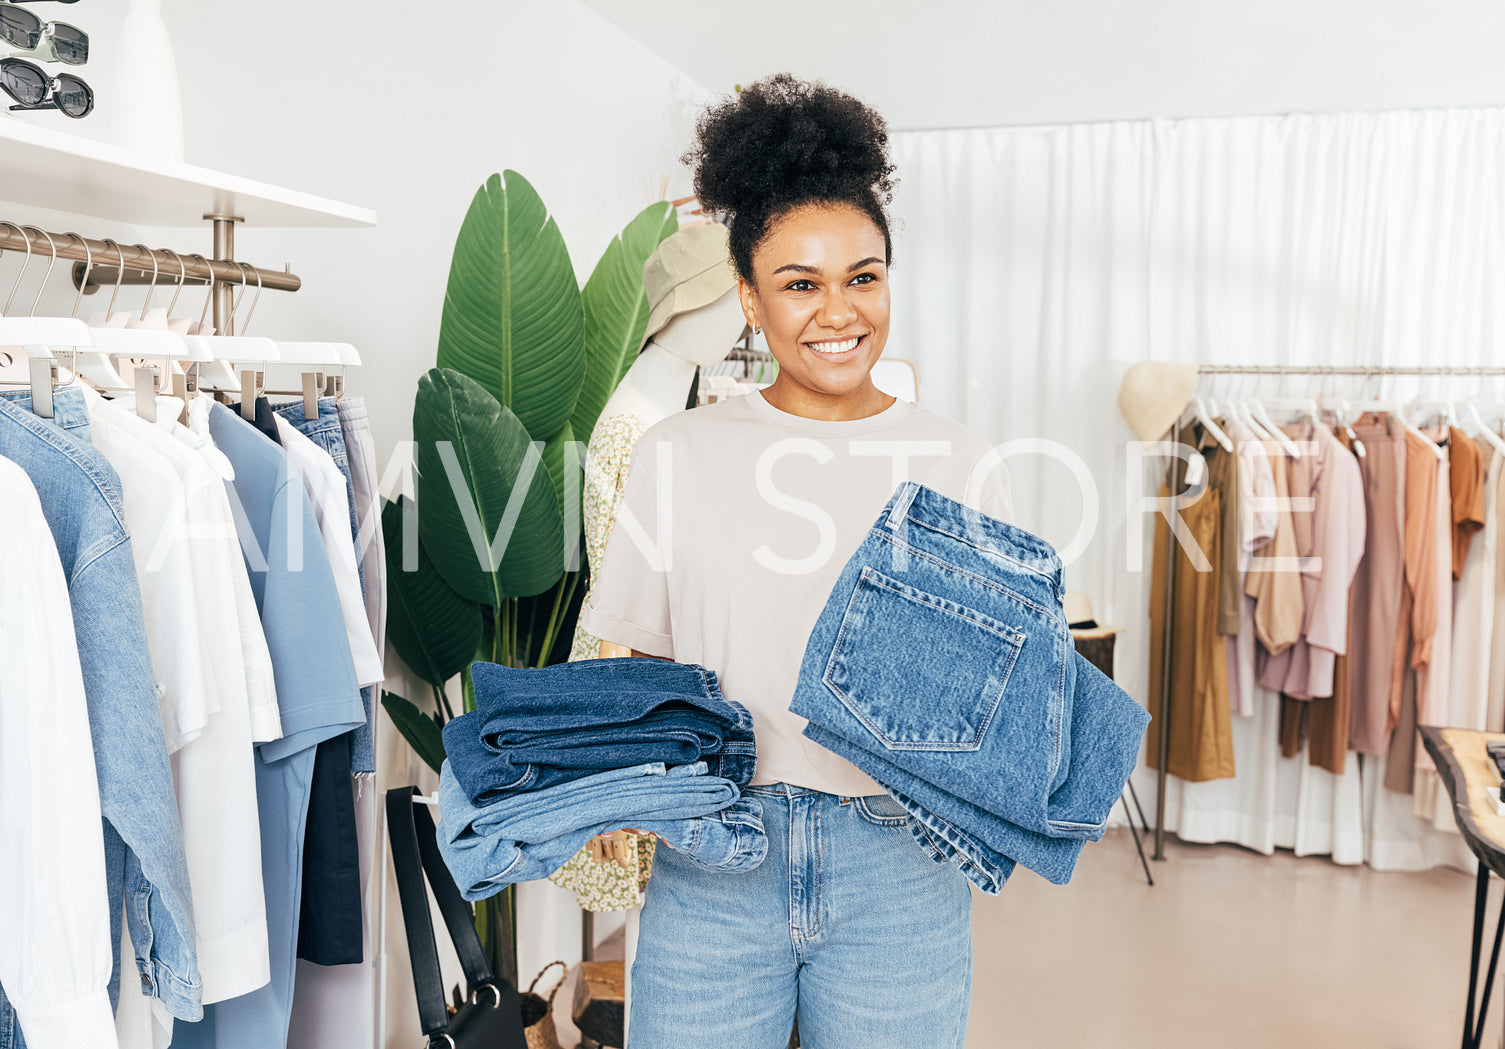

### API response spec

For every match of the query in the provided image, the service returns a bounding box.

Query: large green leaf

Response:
[571,202,679,444]
[414,368,564,608]
[437,171,585,441]
[381,692,446,774]
[540,422,585,573]
[382,496,483,688]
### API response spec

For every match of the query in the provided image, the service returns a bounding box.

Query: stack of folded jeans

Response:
[789,481,1151,893]
[437,658,766,901]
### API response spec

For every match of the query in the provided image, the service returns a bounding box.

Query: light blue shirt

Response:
[171,403,364,1049]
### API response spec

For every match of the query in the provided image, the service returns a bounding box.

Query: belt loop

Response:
[885,481,919,531]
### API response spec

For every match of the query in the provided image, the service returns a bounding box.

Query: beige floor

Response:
[559,830,1493,1048]
[968,830,1489,1049]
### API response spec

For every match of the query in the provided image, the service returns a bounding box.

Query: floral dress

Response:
[550,413,658,911]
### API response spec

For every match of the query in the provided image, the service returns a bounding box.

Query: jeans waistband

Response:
[742,782,883,801]
[876,481,1065,607]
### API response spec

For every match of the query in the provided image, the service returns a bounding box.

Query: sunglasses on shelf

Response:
[0,4,85,64]
[1,56,91,117]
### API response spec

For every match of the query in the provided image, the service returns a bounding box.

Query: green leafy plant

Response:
[380,171,678,982]
[382,169,677,760]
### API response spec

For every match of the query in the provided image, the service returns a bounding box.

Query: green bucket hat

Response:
[640,223,749,351]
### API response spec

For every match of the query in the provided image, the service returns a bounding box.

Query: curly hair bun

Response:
[680,73,898,283]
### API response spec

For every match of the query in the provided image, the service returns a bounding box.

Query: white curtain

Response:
[888,107,1505,870]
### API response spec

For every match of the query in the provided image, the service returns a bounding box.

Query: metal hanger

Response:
[0,223,93,417]
[188,258,281,411]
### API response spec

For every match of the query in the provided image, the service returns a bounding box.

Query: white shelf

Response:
[0,118,376,229]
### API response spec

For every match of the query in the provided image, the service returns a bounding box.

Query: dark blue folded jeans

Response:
[789,482,1150,891]
[443,659,756,803]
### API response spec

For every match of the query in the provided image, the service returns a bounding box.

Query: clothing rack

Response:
[0,217,300,336]
[1149,362,1505,861]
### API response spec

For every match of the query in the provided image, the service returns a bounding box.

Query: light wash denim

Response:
[789,481,1150,890]
[444,658,756,802]
[272,396,375,774]
[628,784,971,1049]
[0,390,201,1040]
[436,760,767,901]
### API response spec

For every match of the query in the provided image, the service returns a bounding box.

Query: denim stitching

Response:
[822,569,1025,753]
[810,798,824,939]
[901,512,1060,581]
[852,796,909,826]
[861,567,1028,644]
[0,402,131,533]
[1049,632,1067,787]
[870,529,1062,622]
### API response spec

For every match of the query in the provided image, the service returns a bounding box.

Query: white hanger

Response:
[1467,401,1505,459]
[1189,395,1235,452]
[0,224,96,418]
[188,262,282,421]
[1386,382,1448,462]
[86,239,196,375]
[1249,396,1302,458]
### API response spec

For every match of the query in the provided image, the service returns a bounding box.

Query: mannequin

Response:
[594,288,748,426]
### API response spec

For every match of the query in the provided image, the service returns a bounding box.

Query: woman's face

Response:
[739,202,890,406]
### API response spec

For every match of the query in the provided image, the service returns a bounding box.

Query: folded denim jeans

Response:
[444,659,756,803]
[790,482,1150,890]
[437,760,767,901]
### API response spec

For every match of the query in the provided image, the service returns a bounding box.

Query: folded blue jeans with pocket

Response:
[436,760,767,901]
[789,481,1150,891]
[443,658,757,803]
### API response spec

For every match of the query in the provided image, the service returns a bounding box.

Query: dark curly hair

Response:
[680,73,898,285]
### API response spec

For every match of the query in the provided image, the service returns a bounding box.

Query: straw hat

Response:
[1117,362,1200,442]
[640,224,747,351]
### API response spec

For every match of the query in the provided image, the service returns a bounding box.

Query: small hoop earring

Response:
[753,324,760,335]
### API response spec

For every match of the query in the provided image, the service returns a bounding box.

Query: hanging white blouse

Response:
[95,400,274,1014]
[84,398,216,750]
[0,454,119,1049]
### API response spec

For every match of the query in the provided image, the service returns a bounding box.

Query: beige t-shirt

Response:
[577,390,1015,797]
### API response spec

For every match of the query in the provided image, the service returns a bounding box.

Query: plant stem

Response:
[432,682,455,724]
[535,572,578,667]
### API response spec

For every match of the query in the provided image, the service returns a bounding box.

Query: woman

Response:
[578,73,1013,1048]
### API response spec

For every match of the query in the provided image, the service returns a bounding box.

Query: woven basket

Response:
[518,960,568,1049]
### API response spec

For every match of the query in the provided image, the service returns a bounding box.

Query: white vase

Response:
[109,0,185,162]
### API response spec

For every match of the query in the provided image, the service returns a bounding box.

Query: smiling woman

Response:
[575,72,1017,1049]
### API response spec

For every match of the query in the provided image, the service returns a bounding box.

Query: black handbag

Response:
[387,786,528,1049]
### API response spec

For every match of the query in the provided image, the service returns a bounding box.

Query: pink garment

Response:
[1224,418,1278,717]
[1256,422,1367,699]
[1416,447,1454,732]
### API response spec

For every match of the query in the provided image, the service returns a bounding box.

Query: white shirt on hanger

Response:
[273,414,385,689]
[0,454,120,1049]
[84,393,217,751]
[96,397,274,1016]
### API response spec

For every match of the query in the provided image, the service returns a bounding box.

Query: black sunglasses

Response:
[0,4,86,64]
[0,56,91,116]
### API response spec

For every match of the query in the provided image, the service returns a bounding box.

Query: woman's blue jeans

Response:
[627,784,972,1049]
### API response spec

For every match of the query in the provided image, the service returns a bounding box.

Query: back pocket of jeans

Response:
[821,566,1025,751]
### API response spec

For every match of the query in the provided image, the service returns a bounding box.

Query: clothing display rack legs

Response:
[1148,364,1505,862]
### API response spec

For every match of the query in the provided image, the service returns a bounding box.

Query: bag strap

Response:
[386,786,501,1037]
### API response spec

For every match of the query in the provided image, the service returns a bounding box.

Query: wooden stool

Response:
[573,960,624,1047]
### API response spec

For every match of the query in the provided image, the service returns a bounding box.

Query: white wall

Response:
[582,0,1505,131]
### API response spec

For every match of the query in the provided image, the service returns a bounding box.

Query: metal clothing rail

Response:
[1150,363,1505,861]
[0,218,301,335]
